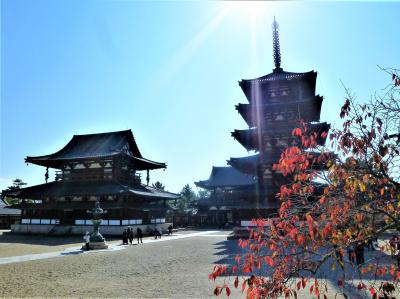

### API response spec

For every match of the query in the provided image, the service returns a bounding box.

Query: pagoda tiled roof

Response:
[229,150,335,175]
[195,166,256,190]
[25,130,166,170]
[2,180,179,201]
[239,70,316,84]
[228,155,261,175]
[232,122,330,151]
[236,96,323,127]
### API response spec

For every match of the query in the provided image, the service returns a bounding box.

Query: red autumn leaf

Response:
[297,281,301,291]
[337,279,343,288]
[264,256,274,267]
[292,128,303,136]
[241,279,247,293]
[225,287,231,297]
[234,277,239,288]
[369,287,376,296]
[323,223,333,237]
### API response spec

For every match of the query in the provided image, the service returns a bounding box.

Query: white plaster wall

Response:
[11,223,172,236]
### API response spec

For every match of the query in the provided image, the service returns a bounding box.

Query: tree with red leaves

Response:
[210,68,400,298]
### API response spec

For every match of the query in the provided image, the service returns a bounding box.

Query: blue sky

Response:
[1,1,399,193]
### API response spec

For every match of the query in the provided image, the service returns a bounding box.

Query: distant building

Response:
[196,18,330,226]
[1,130,179,235]
[195,166,256,226]
[0,201,21,229]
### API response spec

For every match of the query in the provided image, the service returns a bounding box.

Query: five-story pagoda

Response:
[229,18,330,214]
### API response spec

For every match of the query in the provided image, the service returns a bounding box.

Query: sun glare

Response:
[223,1,267,19]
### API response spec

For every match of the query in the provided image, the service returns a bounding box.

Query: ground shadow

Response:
[0,231,120,246]
[211,238,399,298]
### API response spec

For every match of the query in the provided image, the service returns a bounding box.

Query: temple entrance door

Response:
[63,210,74,225]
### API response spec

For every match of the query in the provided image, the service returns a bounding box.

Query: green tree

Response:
[197,189,210,199]
[2,178,27,205]
[171,184,197,212]
[152,181,165,191]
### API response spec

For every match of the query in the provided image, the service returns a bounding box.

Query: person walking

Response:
[128,227,134,245]
[355,241,365,265]
[154,226,162,239]
[83,232,90,251]
[347,243,355,264]
[168,224,173,236]
[136,227,143,244]
[122,229,128,245]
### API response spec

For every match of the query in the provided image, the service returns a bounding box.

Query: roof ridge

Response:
[72,129,131,137]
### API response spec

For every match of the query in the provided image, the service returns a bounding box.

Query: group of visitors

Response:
[346,237,378,265]
[122,224,173,243]
[347,241,365,265]
[84,224,174,249]
[122,227,144,245]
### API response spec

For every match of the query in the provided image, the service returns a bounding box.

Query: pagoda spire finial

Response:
[272,17,282,72]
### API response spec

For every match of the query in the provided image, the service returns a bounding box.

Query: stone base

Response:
[227,227,250,240]
[82,241,109,250]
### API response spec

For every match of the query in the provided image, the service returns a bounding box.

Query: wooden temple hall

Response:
[1,130,179,235]
[195,18,330,226]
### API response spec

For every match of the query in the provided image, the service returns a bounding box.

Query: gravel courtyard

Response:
[0,229,398,298]
[0,230,243,298]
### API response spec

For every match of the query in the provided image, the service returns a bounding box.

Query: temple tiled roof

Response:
[198,197,279,209]
[9,201,173,211]
[25,130,166,170]
[0,201,21,216]
[2,180,179,201]
[195,166,256,190]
